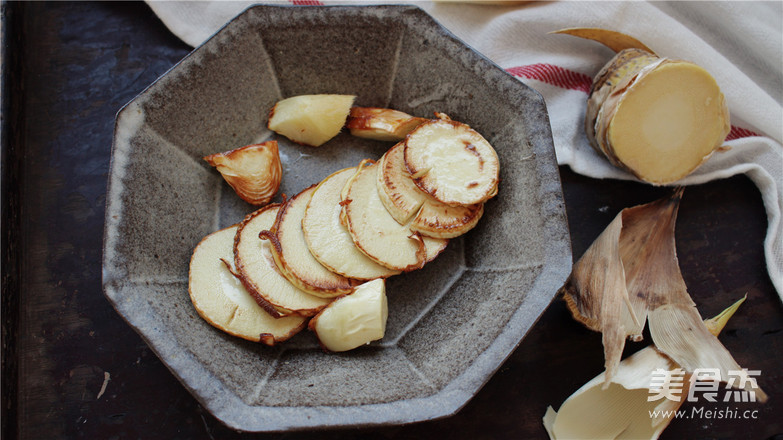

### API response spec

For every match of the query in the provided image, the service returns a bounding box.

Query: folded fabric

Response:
[145,0,783,300]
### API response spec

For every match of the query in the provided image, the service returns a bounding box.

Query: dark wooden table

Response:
[3,2,781,439]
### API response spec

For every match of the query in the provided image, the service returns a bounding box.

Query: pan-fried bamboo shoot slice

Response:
[377,142,484,239]
[188,225,306,344]
[342,161,448,271]
[404,118,500,206]
[377,142,426,224]
[303,166,400,280]
[234,204,332,317]
[422,235,449,263]
[346,107,427,141]
[259,186,362,297]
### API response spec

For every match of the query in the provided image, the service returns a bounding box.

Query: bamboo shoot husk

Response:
[553,27,655,54]
[544,297,763,440]
[560,189,766,403]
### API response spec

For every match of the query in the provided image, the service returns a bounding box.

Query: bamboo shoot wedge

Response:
[203,141,282,206]
[560,189,766,402]
[267,94,356,147]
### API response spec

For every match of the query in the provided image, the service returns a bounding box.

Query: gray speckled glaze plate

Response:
[102,4,571,432]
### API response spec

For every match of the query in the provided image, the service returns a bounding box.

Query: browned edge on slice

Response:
[260,185,362,297]
[404,118,500,206]
[234,202,332,317]
[188,224,307,345]
[342,160,430,272]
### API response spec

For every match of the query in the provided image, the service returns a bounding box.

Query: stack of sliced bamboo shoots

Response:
[191,96,500,352]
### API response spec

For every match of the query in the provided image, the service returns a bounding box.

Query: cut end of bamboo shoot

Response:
[607,61,730,184]
[586,48,730,185]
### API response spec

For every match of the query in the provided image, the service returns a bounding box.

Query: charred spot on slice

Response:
[464,141,485,171]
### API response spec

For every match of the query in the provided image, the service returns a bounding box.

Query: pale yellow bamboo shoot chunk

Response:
[606,61,729,184]
[267,94,356,147]
[586,49,729,185]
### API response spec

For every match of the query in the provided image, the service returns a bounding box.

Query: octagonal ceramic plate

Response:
[102,4,571,432]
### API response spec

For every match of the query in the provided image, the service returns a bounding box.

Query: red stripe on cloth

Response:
[506,64,592,93]
[726,125,760,141]
[291,0,324,5]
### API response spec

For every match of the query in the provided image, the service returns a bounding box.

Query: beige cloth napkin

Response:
[146,0,783,299]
